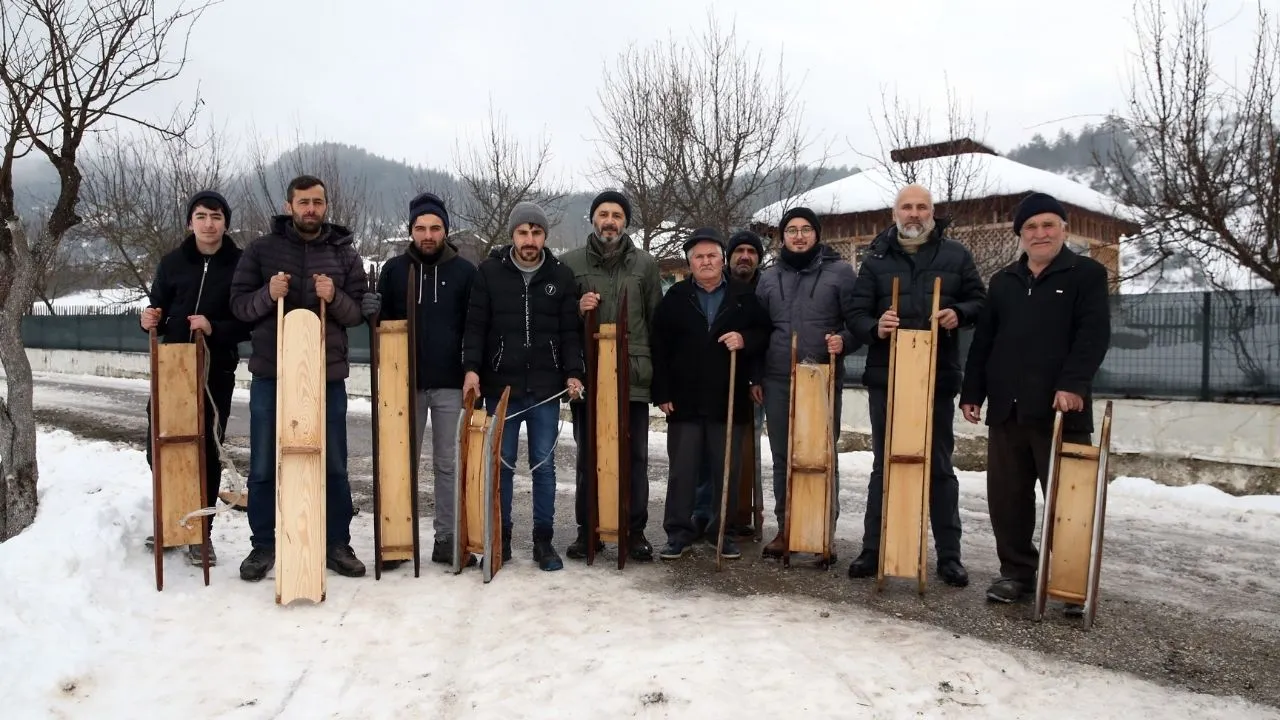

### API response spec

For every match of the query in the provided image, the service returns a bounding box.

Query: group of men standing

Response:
[143,176,1109,605]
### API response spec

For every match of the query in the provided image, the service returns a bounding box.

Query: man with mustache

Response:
[561,191,663,562]
[462,202,584,571]
[362,192,477,567]
[845,184,987,588]
[960,192,1111,606]
[230,174,369,582]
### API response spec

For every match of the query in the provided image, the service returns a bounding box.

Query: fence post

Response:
[1200,291,1212,401]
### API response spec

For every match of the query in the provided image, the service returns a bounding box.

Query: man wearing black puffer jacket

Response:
[846,184,986,588]
[141,190,251,567]
[364,192,476,567]
[462,202,584,571]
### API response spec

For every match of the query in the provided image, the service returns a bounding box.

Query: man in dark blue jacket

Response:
[141,190,251,566]
[363,193,476,566]
[961,192,1111,605]
[462,202,585,571]
[845,184,986,587]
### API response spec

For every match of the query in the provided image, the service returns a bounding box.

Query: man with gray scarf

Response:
[845,184,986,587]
[755,207,859,560]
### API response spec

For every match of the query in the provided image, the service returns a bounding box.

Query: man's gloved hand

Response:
[361,292,381,319]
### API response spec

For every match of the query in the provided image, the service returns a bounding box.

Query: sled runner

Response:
[1034,402,1114,630]
[453,386,510,582]
[877,277,942,595]
[149,328,211,590]
[782,332,837,569]
[369,266,421,579]
[585,294,631,569]
[275,298,327,605]
[734,414,764,542]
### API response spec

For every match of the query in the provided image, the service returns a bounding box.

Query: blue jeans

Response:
[487,392,560,538]
[247,378,355,549]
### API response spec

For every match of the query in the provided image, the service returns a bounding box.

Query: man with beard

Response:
[230,175,369,582]
[692,229,766,539]
[141,190,250,566]
[961,192,1110,606]
[361,192,477,567]
[462,202,584,571]
[755,208,859,560]
[845,184,986,587]
[561,191,663,562]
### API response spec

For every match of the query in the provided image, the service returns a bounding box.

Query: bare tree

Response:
[1101,0,1279,293]
[77,125,229,299]
[453,103,568,252]
[593,14,829,259]
[0,0,207,541]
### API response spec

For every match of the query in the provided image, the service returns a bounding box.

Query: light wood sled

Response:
[369,265,420,579]
[1035,402,1114,629]
[585,294,631,569]
[453,387,510,582]
[148,328,210,590]
[275,299,327,605]
[782,332,838,570]
[877,277,942,595]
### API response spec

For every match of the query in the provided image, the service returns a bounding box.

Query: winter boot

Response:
[628,531,654,562]
[762,527,787,559]
[937,558,970,587]
[502,526,513,563]
[566,527,603,560]
[847,548,877,579]
[186,541,217,567]
[985,577,1031,603]
[326,544,367,578]
[239,546,275,582]
[532,528,563,571]
[433,534,476,567]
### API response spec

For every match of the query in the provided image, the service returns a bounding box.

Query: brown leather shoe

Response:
[761,528,786,559]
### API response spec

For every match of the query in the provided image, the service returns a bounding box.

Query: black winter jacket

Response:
[960,247,1111,433]
[378,241,476,389]
[849,221,987,394]
[462,247,584,399]
[145,234,251,373]
[651,277,771,425]
[229,216,367,381]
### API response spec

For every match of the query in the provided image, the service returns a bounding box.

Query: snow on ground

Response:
[2,429,1277,719]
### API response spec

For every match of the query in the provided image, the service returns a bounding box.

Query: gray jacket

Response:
[755,244,859,382]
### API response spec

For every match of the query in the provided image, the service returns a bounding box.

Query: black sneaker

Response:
[985,577,1032,603]
[847,548,877,578]
[1064,603,1085,618]
[432,535,477,567]
[628,532,654,562]
[566,528,603,560]
[239,546,275,582]
[532,539,563,571]
[937,558,970,588]
[659,541,692,560]
[326,544,367,578]
[714,537,742,560]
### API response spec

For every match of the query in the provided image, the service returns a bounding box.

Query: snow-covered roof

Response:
[752,153,1139,226]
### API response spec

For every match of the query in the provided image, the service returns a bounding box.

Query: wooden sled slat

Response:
[586,293,632,568]
[483,387,511,582]
[463,407,489,556]
[156,342,204,549]
[452,388,480,573]
[375,319,416,567]
[595,322,621,544]
[782,332,837,569]
[276,303,326,605]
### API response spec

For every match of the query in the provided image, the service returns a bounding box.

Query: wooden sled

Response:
[275,299,327,605]
[585,294,631,569]
[148,328,210,591]
[877,277,941,595]
[453,387,510,582]
[782,332,837,569]
[369,265,421,579]
[733,416,764,542]
[1035,402,1114,629]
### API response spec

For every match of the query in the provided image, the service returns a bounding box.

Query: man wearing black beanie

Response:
[755,205,859,560]
[362,191,477,568]
[961,191,1111,608]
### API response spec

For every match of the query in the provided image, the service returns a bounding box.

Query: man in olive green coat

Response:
[561,190,663,562]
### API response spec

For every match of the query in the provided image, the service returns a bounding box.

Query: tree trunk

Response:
[0,218,39,541]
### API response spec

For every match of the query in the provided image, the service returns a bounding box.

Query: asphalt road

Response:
[24,371,1280,710]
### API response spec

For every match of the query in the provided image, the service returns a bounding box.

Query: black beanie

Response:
[727,229,764,259]
[1012,192,1067,235]
[186,190,231,227]
[779,206,821,242]
[590,190,632,227]
[682,226,726,254]
[409,192,450,235]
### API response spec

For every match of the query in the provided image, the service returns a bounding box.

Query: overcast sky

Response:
[122,0,1267,190]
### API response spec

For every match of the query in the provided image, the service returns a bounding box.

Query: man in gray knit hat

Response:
[461,202,584,571]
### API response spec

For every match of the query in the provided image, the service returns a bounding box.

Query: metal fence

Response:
[21,290,1280,402]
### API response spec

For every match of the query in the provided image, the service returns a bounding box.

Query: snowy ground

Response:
[2,429,1278,719]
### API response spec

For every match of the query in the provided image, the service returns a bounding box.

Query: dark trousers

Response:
[572,401,650,534]
[664,420,742,546]
[860,387,963,561]
[246,378,354,549]
[986,418,1091,583]
[146,367,236,516]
